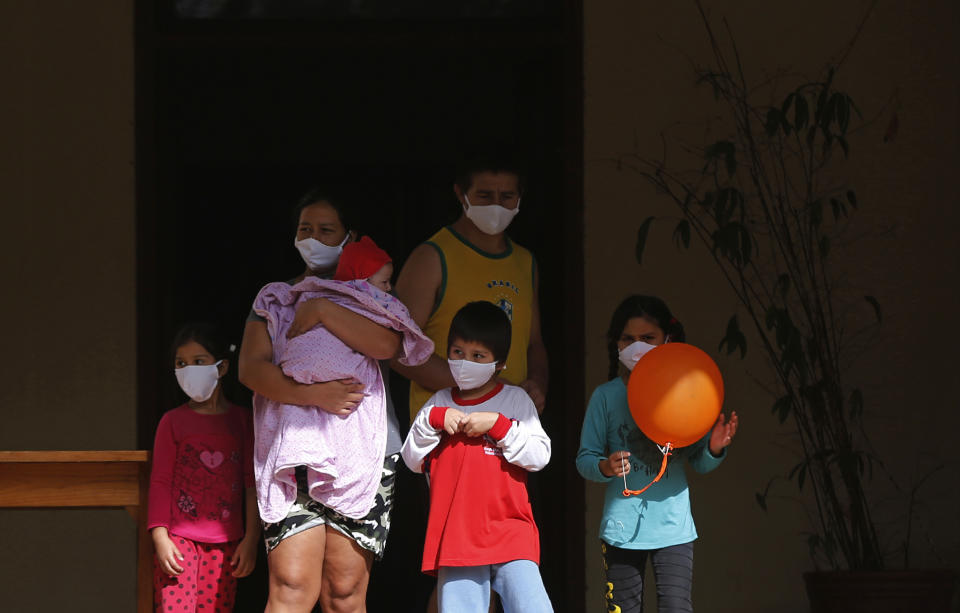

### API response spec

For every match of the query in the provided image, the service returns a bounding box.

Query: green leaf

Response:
[776,274,791,297]
[765,108,782,137]
[718,315,747,358]
[739,225,753,265]
[765,306,778,330]
[672,219,691,249]
[704,141,736,178]
[837,136,850,158]
[864,295,882,323]
[849,388,864,419]
[794,94,809,130]
[809,200,823,228]
[781,92,795,117]
[713,188,731,225]
[755,477,776,512]
[636,217,655,265]
[771,395,792,424]
[755,492,767,511]
[829,197,846,220]
[700,190,715,209]
[837,94,851,133]
[847,189,858,209]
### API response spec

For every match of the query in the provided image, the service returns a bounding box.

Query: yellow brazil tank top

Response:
[409,226,535,420]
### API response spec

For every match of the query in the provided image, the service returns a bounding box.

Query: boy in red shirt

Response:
[401,301,553,613]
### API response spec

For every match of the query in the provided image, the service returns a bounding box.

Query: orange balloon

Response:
[627,343,724,448]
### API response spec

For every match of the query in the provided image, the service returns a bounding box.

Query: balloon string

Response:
[622,443,673,497]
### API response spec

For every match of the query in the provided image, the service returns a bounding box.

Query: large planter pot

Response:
[803,570,957,613]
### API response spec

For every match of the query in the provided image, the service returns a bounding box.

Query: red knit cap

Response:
[334,235,392,282]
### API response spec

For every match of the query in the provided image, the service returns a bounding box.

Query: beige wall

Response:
[0,1,136,611]
[584,1,959,611]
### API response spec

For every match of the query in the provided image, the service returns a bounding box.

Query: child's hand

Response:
[151,528,185,577]
[443,408,466,435]
[600,451,631,478]
[459,412,500,437]
[709,411,739,456]
[230,535,258,578]
[287,298,329,339]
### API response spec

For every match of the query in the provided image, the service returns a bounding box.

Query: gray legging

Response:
[601,541,694,613]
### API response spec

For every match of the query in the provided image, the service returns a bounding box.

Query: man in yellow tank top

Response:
[393,156,549,422]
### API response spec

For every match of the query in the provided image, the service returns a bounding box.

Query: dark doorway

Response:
[136,2,584,610]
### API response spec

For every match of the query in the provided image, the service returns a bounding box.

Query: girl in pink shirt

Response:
[147,323,260,613]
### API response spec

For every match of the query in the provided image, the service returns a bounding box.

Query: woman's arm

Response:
[520,272,549,413]
[287,298,401,360]
[238,319,365,414]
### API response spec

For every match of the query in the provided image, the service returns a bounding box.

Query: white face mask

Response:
[448,359,499,391]
[618,341,658,371]
[294,235,348,271]
[463,195,520,235]
[175,361,222,403]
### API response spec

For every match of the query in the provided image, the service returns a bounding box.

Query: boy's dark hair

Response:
[606,295,686,380]
[448,301,512,365]
[292,186,356,234]
[171,321,235,363]
[454,148,527,194]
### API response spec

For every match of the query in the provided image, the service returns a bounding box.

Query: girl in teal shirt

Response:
[576,295,738,613]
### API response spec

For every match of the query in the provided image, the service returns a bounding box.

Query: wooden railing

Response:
[0,451,152,612]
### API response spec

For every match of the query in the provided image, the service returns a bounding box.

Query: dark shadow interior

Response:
[136,2,584,609]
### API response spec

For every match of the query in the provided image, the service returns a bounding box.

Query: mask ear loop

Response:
[622,442,673,497]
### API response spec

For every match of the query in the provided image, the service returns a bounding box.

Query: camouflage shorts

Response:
[262,454,398,560]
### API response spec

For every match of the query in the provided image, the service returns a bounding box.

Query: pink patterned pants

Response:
[154,536,239,612]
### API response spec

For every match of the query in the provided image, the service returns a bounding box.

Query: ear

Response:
[218,359,230,378]
[453,184,466,207]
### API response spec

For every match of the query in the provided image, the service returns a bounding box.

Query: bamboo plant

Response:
[622,5,889,570]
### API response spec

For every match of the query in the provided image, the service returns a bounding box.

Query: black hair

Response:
[447,301,512,365]
[605,295,686,380]
[291,186,356,234]
[454,148,527,194]
[170,321,239,403]
[170,321,236,363]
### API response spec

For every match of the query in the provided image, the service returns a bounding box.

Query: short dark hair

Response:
[292,186,356,234]
[447,301,512,364]
[605,295,686,380]
[454,148,526,194]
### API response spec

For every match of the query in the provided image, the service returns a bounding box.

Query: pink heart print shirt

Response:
[147,403,254,543]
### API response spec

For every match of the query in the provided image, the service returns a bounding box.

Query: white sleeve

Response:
[496,391,552,472]
[400,403,444,474]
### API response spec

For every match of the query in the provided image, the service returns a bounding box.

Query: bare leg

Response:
[265,526,327,613]
[319,527,373,613]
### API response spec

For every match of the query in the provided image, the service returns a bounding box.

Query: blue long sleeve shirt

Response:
[576,377,726,550]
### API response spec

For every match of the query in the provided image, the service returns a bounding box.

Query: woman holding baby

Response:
[238,188,430,613]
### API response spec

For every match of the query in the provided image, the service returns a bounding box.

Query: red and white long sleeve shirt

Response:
[401,383,551,574]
